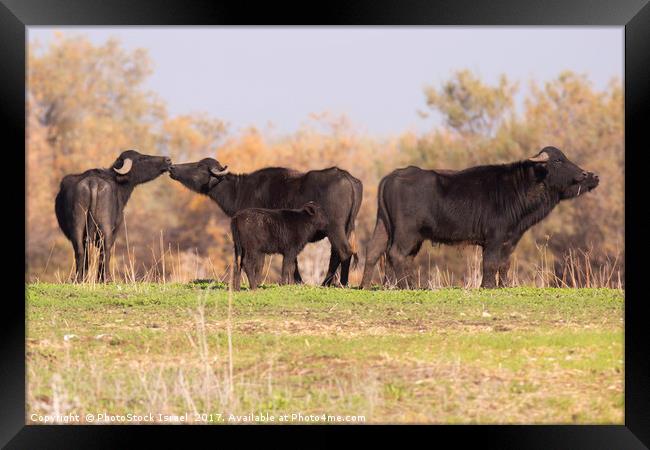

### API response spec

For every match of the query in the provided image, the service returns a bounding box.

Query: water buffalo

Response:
[360,146,599,289]
[169,158,362,286]
[231,202,329,290]
[55,150,172,282]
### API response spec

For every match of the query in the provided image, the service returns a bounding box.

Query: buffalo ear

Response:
[304,204,317,216]
[207,177,221,190]
[533,163,548,181]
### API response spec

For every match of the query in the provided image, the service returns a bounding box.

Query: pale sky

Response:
[28,27,623,137]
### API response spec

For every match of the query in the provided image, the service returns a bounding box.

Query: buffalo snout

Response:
[573,171,588,182]
[574,170,598,185]
[160,157,172,172]
[167,163,194,182]
[579,171,599,192]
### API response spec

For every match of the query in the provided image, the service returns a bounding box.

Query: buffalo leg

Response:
[322,227,352,287]
[495,246,512,287]
[388,246,411,289]
[232,246,242,291]
[360,220,389,289]
[496,239,520,287]
[71,225,88,283]
[406,239,423,288]
[72,240,88,283]
[281,255,297,285]
[339,229,357,286]
[243,253,262,290]
[497,259,511,287]
[293,260,303,284]
[381,254,395,286]
[405,254,418,288]
[481,244,502,288]
[388,231,421,289]
[97,227,114,283]
[339,257,352,286]
[253,255,265,288]
[322,252,341,287]
[390,249,420,289]
[241,255,253,289]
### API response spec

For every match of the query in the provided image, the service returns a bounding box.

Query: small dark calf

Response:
[231,202,329,290]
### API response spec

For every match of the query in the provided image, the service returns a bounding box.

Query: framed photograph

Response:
[4,0,649,447]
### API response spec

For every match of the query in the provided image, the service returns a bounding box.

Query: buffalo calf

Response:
[231,202,329,290]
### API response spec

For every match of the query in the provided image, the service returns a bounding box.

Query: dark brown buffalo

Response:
[360,146,599,289]
[169,158,362,286]
[55,150,172,282]
[231,202,329,290]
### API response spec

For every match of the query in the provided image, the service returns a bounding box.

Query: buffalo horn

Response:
[210,166,229,176]
[113,158,133,175]
[529,152,549,162]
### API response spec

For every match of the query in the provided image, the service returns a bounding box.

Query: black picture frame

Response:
[4,0,649,447]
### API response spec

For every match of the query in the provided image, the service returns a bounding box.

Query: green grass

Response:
[26,282,623,424]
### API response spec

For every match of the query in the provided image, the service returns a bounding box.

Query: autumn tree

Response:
[424,69,518,137]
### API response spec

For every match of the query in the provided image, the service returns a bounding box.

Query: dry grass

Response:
[38,227,623,291]
[26,283,623,424]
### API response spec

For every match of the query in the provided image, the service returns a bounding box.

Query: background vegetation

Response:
[26,34,624,287]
